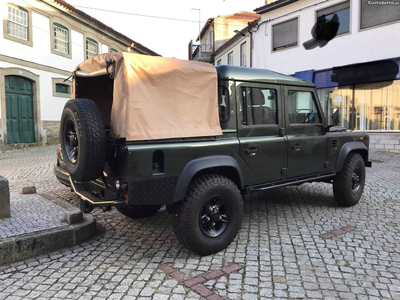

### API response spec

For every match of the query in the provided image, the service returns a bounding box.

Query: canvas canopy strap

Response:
[74,53,222,141]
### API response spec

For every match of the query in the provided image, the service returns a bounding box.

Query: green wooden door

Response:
[5,76,35,143]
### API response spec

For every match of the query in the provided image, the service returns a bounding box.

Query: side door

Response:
[283,86,330,178]
[237,82,286,183]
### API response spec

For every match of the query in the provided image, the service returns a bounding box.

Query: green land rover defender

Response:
[55,53,371,256]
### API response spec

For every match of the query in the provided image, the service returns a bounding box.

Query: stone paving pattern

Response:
[0,146,399,299]
[0,194,67,238]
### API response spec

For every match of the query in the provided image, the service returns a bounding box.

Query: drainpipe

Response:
[250,31,253,68]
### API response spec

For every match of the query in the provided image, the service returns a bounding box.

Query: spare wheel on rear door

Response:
[60,98,107,182]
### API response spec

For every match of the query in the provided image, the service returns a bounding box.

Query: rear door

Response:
[283,86,330,178]
[237,82,286,183]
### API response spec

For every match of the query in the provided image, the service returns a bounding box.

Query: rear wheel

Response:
[60,99,107,182]
[116,205,162,219]
[172,174,243,256]
[333,152,366,206]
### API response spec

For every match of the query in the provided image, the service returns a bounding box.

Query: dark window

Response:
[242,87,278,125]
[317,1,350,35]
[287,90,321,124]
[56,83,69,94]
[218,86,230,123]
[360,0,400,29]
[273,18,298,51]
[217,59,221,65]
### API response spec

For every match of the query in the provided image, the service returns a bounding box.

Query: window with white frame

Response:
[208,30,213,51]
[228,52,233,65]
[240,42,247,67]
[7,5,28,40]
[272,18,298,51]
[86,38,98,59]
[53,23,69,54]
[360,0,400,29]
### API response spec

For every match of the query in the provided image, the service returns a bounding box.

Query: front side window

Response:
[228,52,233,65]
[273,18,298,51]
[360,0,400,29]
[86,38,98,59]
[317,1,350,35]
[7,5,28,40]
[242,87,278,125]
[287,90,322,124]
[53,23,69,54]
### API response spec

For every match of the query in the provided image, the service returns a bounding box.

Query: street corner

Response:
[0,192,97,266]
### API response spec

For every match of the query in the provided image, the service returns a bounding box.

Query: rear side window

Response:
[218,86,230,123]
[242,87,278,125]
[287,90,321,124]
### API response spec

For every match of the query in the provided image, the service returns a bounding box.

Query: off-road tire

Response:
[172,174,243,256]
[117,205,162,219]
[60,99,107,182]
[333,152,365,206]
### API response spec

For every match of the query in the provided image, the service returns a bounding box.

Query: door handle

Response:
[291,143,302,150]
[245,148,259,155]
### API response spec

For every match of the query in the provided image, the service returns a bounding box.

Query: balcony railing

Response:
[191,44,213,62]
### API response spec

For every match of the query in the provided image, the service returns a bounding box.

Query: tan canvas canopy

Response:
[74,53,222,141]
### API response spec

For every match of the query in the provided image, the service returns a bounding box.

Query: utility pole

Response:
[191,8,201,44]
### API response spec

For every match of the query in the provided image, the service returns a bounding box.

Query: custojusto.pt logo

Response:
[367,0,400,5]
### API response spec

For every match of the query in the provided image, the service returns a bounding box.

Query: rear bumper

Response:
[69,178,126,206]
[54,165,71,187]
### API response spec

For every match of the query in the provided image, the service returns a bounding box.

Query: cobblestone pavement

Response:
[0,194,67,238]
[0,146,400,299]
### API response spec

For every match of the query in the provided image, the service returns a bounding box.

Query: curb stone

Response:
[0,214,96,266]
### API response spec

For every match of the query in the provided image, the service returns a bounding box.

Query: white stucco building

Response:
[213,22,256,68]
[250,0,400,150]
[0,0,158,145]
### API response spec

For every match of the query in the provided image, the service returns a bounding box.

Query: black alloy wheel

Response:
[199,196,230,238]
[63,118,79,165]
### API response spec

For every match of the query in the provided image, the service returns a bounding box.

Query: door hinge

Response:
[280,128,286,136]
[281,168,288,178]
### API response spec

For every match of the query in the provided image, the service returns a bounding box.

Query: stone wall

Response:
[42,120,60,145]
[369,133,400,153]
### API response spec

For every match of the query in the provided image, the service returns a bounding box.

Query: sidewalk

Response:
[0,193,96,266]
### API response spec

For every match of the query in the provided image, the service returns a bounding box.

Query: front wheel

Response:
[333,152,366,206]
[172,174,243,256]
